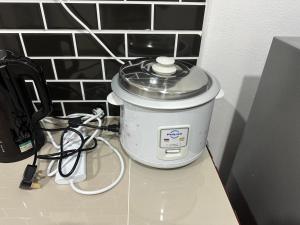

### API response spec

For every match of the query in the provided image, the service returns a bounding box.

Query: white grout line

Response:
[26,80,41,102]
[151,4,154,30]
[39,2,48,30]
[106,102,110,116]
[72,33,78,57]
[124,33,128,58]
[18,33,28,56]
[33,99,107,103]
[0,0,206,5]
[80,81,86,100]
[50,59,58,80]
[101,59,106,80]
[0,29,202,35]
[28,56,199,60]
[96,3,101,30]
[32,101,38,112]
[29,56,127,60]
[45,79,111,82]
[60,102,66,116]
[174,33,178,57]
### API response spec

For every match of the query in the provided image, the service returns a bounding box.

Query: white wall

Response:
[199,0,300,170]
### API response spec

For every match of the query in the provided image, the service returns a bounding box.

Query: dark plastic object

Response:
[0,50,52,162]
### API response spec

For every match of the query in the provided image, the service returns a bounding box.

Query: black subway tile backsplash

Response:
[47,82,82,100]
[104,60,121,80]
[33,59,55,80]
[109,104,120,116]
[128,34,175,57]
[55,59,103,80]
[0,3,43,29]
[83,82,111,100]
[35,102,63,116]
[50,102,64,116]
[182,59,198,66]
[0,34,23,56]
[177,34,201,57]
[100,4,151,30]
[64,102,107,115]
[76,34,125,56]
[44,3,98,29]
[0,1,205,116]
[154,5,205,30]
[127,0,179,2]
[23,34,75,57]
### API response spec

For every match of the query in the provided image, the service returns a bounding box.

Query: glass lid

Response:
[118,57,211,100]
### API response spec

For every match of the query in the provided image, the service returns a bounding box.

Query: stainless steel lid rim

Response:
[112,74,220,110]
[118,77,212,100]
[118,59,212,100]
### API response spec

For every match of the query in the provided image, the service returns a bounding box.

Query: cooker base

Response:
[123,148,205,169]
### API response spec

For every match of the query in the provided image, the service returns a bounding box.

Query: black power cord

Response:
[20,113,120,189]
[58,127,84,177]
[37,138,97,160]
[37,116,119,177]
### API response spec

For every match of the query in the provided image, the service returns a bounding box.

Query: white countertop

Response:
[0,134,239,225]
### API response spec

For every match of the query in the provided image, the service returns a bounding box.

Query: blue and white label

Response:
[160,127,189,148]
[167,130,182,139]
[19,140,33,153]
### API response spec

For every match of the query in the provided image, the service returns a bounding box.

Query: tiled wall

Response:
[0,0,206,116]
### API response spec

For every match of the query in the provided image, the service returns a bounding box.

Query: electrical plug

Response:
[19,165,37,190]
[93,108,105,118]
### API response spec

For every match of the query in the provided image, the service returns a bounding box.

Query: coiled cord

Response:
[70,136,125,195]
[37,109,125,195]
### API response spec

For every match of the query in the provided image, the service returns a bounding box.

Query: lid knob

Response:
[152,56,177,75]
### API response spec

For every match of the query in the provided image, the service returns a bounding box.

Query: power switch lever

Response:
[165,149,181,154]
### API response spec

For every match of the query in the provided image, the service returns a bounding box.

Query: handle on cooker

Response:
[216,89,225,99]
[107,92,124,106]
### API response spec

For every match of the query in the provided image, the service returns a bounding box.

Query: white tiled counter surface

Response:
[0,135,239,225]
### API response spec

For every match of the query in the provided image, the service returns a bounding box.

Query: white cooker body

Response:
[119,101,215,168]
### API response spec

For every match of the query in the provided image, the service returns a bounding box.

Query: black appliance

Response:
[0,50,52,163]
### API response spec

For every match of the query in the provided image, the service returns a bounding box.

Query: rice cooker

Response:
[107,56,221,168]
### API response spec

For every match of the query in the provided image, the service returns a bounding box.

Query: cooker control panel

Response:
[157,126,189,161]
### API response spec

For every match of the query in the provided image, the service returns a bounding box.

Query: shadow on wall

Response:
[218,75,260,184]
[226,174,258,225]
